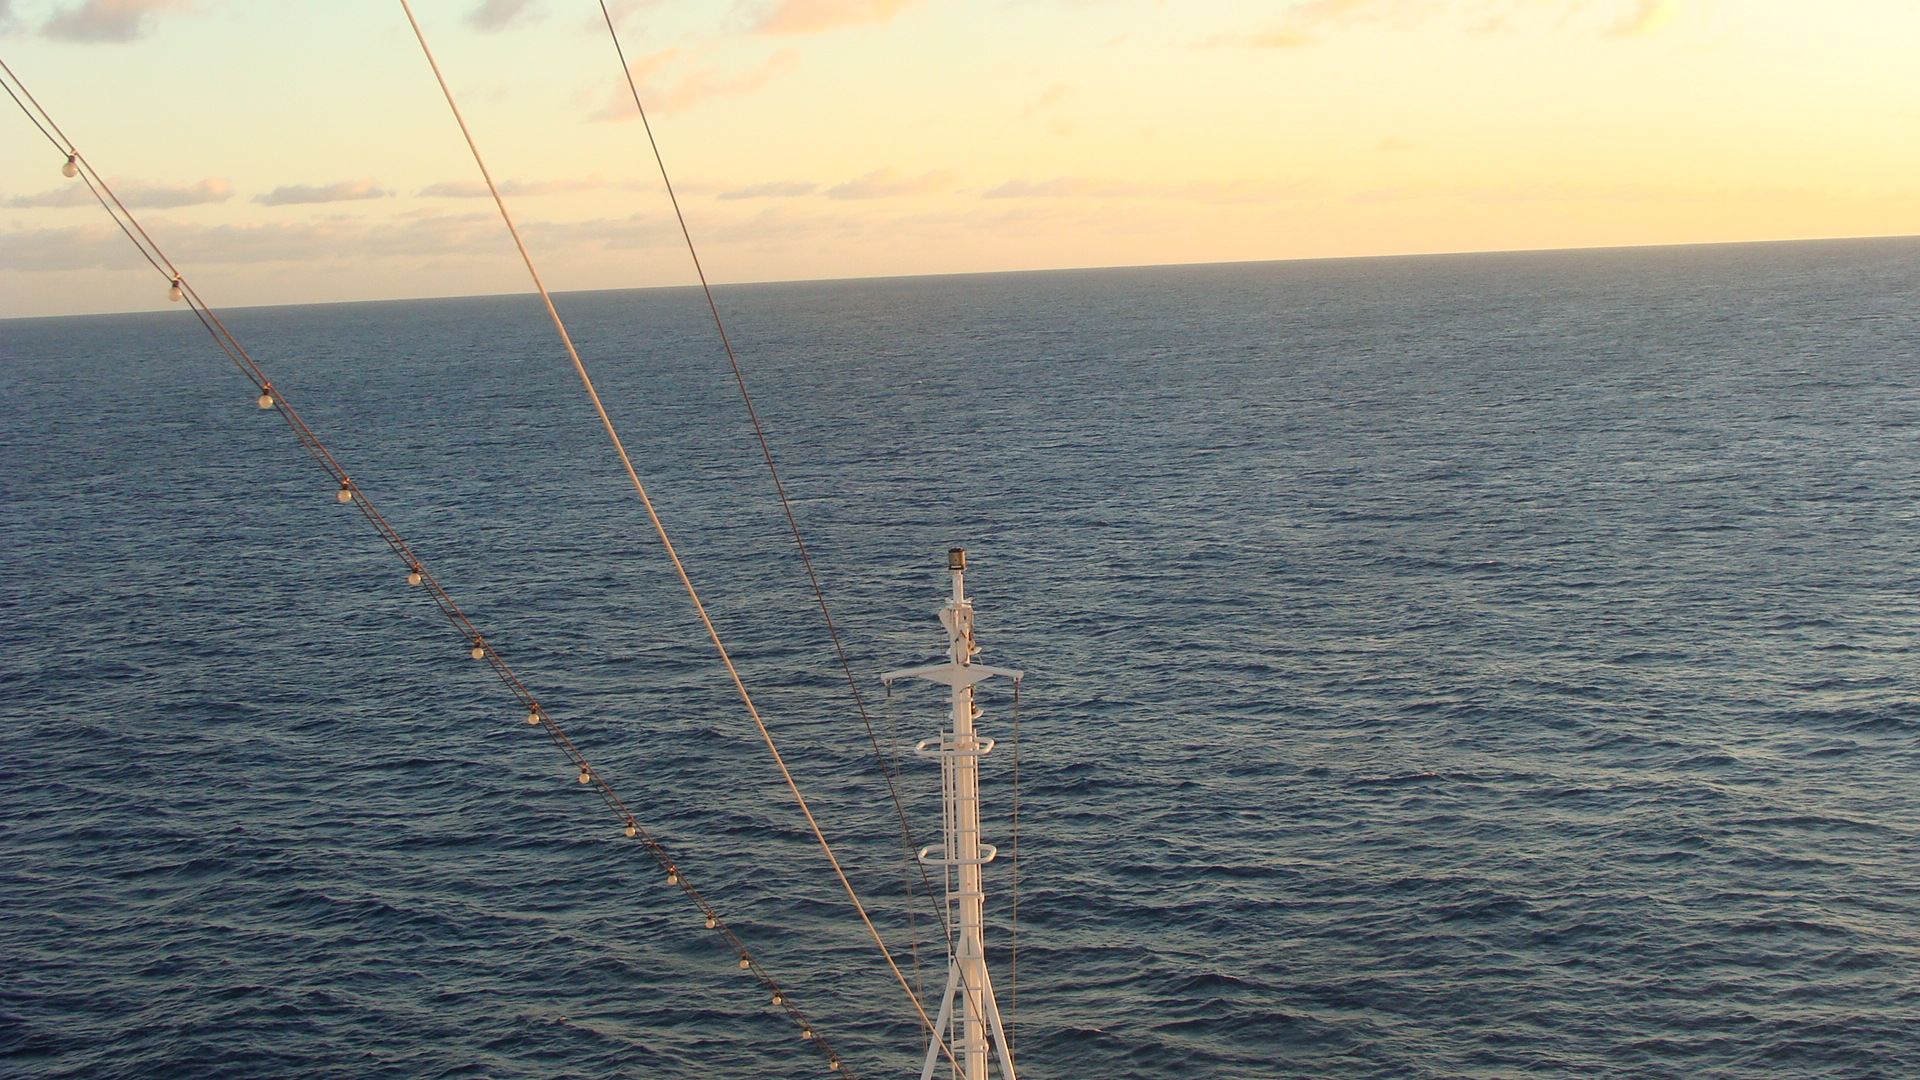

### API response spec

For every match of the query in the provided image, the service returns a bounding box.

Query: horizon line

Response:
[6,230,1917,325]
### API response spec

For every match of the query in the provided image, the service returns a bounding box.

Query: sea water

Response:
[4,237,1920,1079]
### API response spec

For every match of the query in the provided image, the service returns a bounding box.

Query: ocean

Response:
[4,237,1920,1079]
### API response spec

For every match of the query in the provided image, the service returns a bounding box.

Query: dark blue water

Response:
[5,238,1920,1079]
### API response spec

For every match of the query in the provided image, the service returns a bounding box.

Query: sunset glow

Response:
[3,0,1917,317]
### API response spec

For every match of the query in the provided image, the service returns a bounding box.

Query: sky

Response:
[2,0,1918,318]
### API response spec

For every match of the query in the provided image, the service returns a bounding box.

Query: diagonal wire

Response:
[592,0,951,955]
[393,4,954,1071]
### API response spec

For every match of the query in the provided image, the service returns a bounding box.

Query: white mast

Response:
[882,549,1022,1080]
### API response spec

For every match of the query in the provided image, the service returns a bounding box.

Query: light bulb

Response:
[336,483,353,503]
[830,1061,841,1072]
[771,995,783,1006]
[801,1029,814,1041]
[624,825,637,838]
[471,645,486,660]
[62,154,78,179]
[167,278,184,302]
[408,568,423,586]
[739,958,751,970]
[578,770,591,784]
[667,872,679,885]
[705,916,716,929]
[256,392,274,409]
[526,710,540,725]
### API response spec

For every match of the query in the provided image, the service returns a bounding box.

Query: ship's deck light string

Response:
[590,0,951,960]
[1,53,857,1080]
[393,3,951,1068]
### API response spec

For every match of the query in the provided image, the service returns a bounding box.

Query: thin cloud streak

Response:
[1347,179,1822,204]
[6,186,101,209]
[466,0,540,32]
[986,177,1314,204]
[417,178,609,198]
[39,0,197,43]
[1611,0,1679,37]
[1205,0,1688,48]
[8,176,234,209]
[718,180,819,199]
[825,167,953,199]
[254,180,392,206]
[593,47,800,118]
[750,0,917,36]
[0,208,686,274]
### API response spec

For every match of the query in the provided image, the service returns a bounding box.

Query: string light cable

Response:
[391,4,956,1072]
[1,52,856,1078]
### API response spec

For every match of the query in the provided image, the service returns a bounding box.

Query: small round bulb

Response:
[624,825,637,838]
[62,155,78,179]
[471,645,486,660]
[771,994,783,1006]
[336,483,353,503]
[526,710,540,725]
[705,916,717,929]
[739,958,751,970]
[167,279,184,302]
[577,770,591,784]
[667,872,679,885]
[830,1061,841,1072]
[256,392,274,409]
[407,569,423,586]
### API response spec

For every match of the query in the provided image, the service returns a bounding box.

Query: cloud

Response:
[1021,83,1075,119]
[39,0,197,43]
[253,180,392,206]
[6,186,99,209]
[417,177,609,198]
[985,177,1139,200]
[598,0,656,25]
[1203,0,1393,47]
[466,0,540,31]
[1205,1,1687,47]
[985,176,1313,204]
[1346,179,1818,204]
[0,220,347,273]
[418,181,491,199]
[1611,0,1678,37]
[825,168,953,199]
[718,180,819,200]
[7,176,234,209]
[595,47,800,117]
[124,177,234,208]
[0,209,677,274]
[749,0,916,35]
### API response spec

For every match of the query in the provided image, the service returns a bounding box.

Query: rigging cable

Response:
[1010,678,1021,1056]
[884,680,925,1001]
[591,0,953,957]
[0,52,855,1078]
[392,4,954,1071]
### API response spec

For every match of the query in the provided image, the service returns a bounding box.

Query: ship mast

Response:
[883,549,1022,1080]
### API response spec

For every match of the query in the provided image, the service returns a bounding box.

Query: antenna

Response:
[883,550,1023,1080]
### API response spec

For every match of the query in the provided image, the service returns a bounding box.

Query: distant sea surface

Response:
[5,238,1920,1080]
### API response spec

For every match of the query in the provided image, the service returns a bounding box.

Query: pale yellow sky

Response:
[3,0,1918,318]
